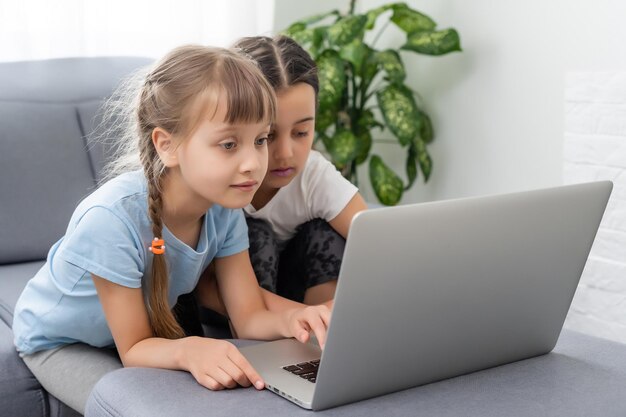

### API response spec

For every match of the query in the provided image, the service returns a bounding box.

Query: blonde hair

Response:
[100,45,276,339]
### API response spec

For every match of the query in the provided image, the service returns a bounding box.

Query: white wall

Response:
[275,0,626,204]
[563,72,626,343]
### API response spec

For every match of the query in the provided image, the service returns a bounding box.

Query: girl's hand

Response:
[287,305,331,349]
[181,337,264,391]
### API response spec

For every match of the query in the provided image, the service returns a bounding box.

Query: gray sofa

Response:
[0,56,152,417]
[4,56,626,417]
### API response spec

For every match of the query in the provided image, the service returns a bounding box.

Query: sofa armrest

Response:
[86,331,626,417]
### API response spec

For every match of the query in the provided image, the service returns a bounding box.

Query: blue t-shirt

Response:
[13,170,249,354]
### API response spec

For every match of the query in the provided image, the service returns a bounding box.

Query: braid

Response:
[141,133,185,339]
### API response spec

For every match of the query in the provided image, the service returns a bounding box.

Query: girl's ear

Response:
[152,127,178,167]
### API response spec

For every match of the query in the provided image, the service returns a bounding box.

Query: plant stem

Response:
[349,0,356,15]
[351,75,359,120]
[360,70,384,109]
[351,160,359,186]
[371,19,391,49]
[362,83,382,107]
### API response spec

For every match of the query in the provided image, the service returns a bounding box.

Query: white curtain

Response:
[0,0,275,62]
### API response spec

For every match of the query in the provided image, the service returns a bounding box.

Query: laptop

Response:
[240,181,613,410]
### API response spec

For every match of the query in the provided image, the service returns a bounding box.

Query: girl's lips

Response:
[271,167,295,177]
[231,181,258,192]
[231,185,256,192]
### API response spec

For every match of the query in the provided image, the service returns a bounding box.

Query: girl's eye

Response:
[220,142,236,150]
[295,131,309,138]
[255,137,268,146]
[267,132,276,142]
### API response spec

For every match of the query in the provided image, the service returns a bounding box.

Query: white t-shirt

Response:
[244,150,358,242]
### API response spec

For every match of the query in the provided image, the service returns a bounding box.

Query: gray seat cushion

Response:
[0,320,46,417]
[1,319,80,417]
[86,330,626,417]
[0,261,44,326]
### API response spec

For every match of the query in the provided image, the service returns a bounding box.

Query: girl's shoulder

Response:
[305,150,331,169]
[301,150,349,186]
[73,170,148,220]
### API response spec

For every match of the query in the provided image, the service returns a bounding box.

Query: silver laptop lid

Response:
[312,181,612,410]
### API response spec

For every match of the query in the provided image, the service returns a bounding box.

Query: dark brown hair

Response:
[233,35,319,98]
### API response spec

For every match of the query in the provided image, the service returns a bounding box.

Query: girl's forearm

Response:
[232,289,333,340]
[197,275,304,316]
[260,288,304,312]
[234,308,295,341]
[263,287,334,310]
[122,336,190,370]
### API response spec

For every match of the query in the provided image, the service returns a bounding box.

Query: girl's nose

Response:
[241,146,264,173]
[273,136,293,160]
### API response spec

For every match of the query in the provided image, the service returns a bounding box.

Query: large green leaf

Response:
[401,28,462,56]
[414,137,433,181]
[354,129,372,165]
[365,3,395,29]
[405,142,418,190]
[358,108,384,131]
[300,10,340,25]
[339,39,368,74]
[317,50,346,120]
[390,4,436,33]
[418,110,434,143]
[284,22,306,37]
[361,45,379,83]
[375,50,405,82]
[283,10,339,38]
[322,129,359,167]
[352,108,380,165]
[369,155,404,205]
[327,15,368,46]
[376,83,421,146]
[290,27,326,58]
[316,106,336,133]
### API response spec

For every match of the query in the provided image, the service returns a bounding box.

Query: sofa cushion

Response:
[0,57,152,103]
[0,261,45,327]
[0,320,81,417]
[0,320,46,417]
[78,100,109,184]
[87,332,626,417]
[77,100,127,184]
[0,57,154,265]
[0,102,97,264]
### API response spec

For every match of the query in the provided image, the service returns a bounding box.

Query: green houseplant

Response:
[284,1,461,205]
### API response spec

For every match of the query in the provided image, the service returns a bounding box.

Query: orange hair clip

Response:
[149,237,165,255]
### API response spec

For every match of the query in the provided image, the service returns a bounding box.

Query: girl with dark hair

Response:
[198,36,367,321]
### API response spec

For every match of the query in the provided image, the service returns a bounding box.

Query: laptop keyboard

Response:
[282,359,320,383]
